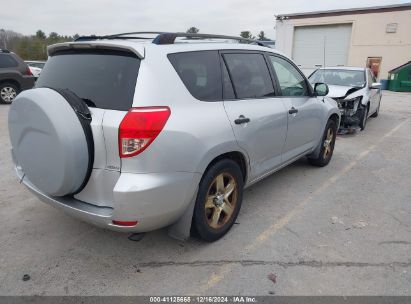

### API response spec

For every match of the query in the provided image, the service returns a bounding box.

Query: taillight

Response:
[25,66,33,76]
[119,107,171,158]
[112,220,138,227]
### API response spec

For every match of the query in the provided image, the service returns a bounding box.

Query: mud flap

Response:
[167,189,197,241]
[307,137,323,159]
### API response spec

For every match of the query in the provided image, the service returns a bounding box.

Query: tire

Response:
[371,99,380,118]
[192,159,244,242]
[308,119,337,167]
[0,82,19,104]
[359,105,368,130]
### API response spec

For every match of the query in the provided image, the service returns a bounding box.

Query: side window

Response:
[0,54,18,68]
[222,61,235,99]
[223,53,275,99]
[269,56,309,96]
[168,51,222,101]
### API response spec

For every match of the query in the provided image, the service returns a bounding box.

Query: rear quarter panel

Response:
[120,46,244,176]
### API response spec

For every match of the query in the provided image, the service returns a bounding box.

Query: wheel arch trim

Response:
[0,79,21,90]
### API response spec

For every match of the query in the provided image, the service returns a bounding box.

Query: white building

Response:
[275,3,411,79]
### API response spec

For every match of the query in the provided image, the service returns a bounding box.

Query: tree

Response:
[0,29,21,50]
[1,29,77,60]
[186,27,199,34]
[16,37,30,59]
[257,31,268,41]
[0,29,7,48]
[48,32,59,41]
[35,30,46,40]
[240,31,254,40]
[73,33,80,40]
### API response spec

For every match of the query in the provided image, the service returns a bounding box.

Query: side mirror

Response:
[371,82,381,89]
[314,83,329,96]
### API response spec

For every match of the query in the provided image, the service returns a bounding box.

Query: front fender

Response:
[309,97,340,159]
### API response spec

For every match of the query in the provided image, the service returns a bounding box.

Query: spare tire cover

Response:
[8,88,93,196]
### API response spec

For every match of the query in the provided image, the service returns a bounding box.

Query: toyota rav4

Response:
[8,32,340,242]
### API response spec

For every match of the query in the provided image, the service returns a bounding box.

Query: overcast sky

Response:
[1,0,409,39]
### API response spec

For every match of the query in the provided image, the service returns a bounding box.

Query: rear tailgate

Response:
[35,45,142,206]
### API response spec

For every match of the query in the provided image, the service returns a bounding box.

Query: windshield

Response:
[36,50,140,111]
[309,69,365,87]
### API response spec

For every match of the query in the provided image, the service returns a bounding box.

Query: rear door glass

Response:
[168,51,222,101]
[222,62,235,99]
[36,50,140,111]
[223,53,275,99]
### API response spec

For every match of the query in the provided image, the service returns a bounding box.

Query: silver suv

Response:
[8,32,340,242]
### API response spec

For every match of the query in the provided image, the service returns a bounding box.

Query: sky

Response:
[1,0,409,39]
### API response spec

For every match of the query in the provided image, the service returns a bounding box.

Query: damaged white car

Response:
[309,67,382,130]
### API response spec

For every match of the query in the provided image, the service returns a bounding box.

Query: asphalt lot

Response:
[0,91,410,296]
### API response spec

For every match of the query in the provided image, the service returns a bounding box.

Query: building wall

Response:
[275,9,411,79]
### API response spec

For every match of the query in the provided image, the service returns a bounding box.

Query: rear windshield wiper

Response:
[81,98,96,108]
[57,87,97,108]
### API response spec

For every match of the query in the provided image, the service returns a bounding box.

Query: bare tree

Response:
[0,29,7,49]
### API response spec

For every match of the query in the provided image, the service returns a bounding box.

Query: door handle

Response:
[234,115,250,125]
[289,107,298,114]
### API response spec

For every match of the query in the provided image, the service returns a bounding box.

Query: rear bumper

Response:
[16,165,201,233]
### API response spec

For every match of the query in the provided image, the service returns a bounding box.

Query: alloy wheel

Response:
[0,87,17,103]
[323,127,334,159]
[204,172,238,229]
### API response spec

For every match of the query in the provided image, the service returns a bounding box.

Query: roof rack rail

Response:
[75,32,268,47]
[152,32,268,47]
[75,32,164,42]
[0,48,10,53]
[105,31,165,39]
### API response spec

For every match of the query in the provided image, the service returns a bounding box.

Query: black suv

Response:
[0,49,35,104]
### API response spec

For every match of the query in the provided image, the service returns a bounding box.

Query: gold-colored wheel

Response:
[323,127,334,159]
[204,172,238,229]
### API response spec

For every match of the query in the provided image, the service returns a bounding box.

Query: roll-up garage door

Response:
[292,24,352,75]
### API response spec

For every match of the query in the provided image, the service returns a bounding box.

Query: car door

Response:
[222,51,288,181]
[367,68,380,114]
[267,54,324,162]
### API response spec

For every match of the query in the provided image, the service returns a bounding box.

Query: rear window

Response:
[0,54,18,68]
[36,50,140,111]
[168,51,222,101]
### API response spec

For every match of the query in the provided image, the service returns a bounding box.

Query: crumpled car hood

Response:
[327,85,363,99]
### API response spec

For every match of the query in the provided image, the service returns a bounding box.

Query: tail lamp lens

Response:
[112,220,138,227]
[119,107,171,158]
[26,66,33,76]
